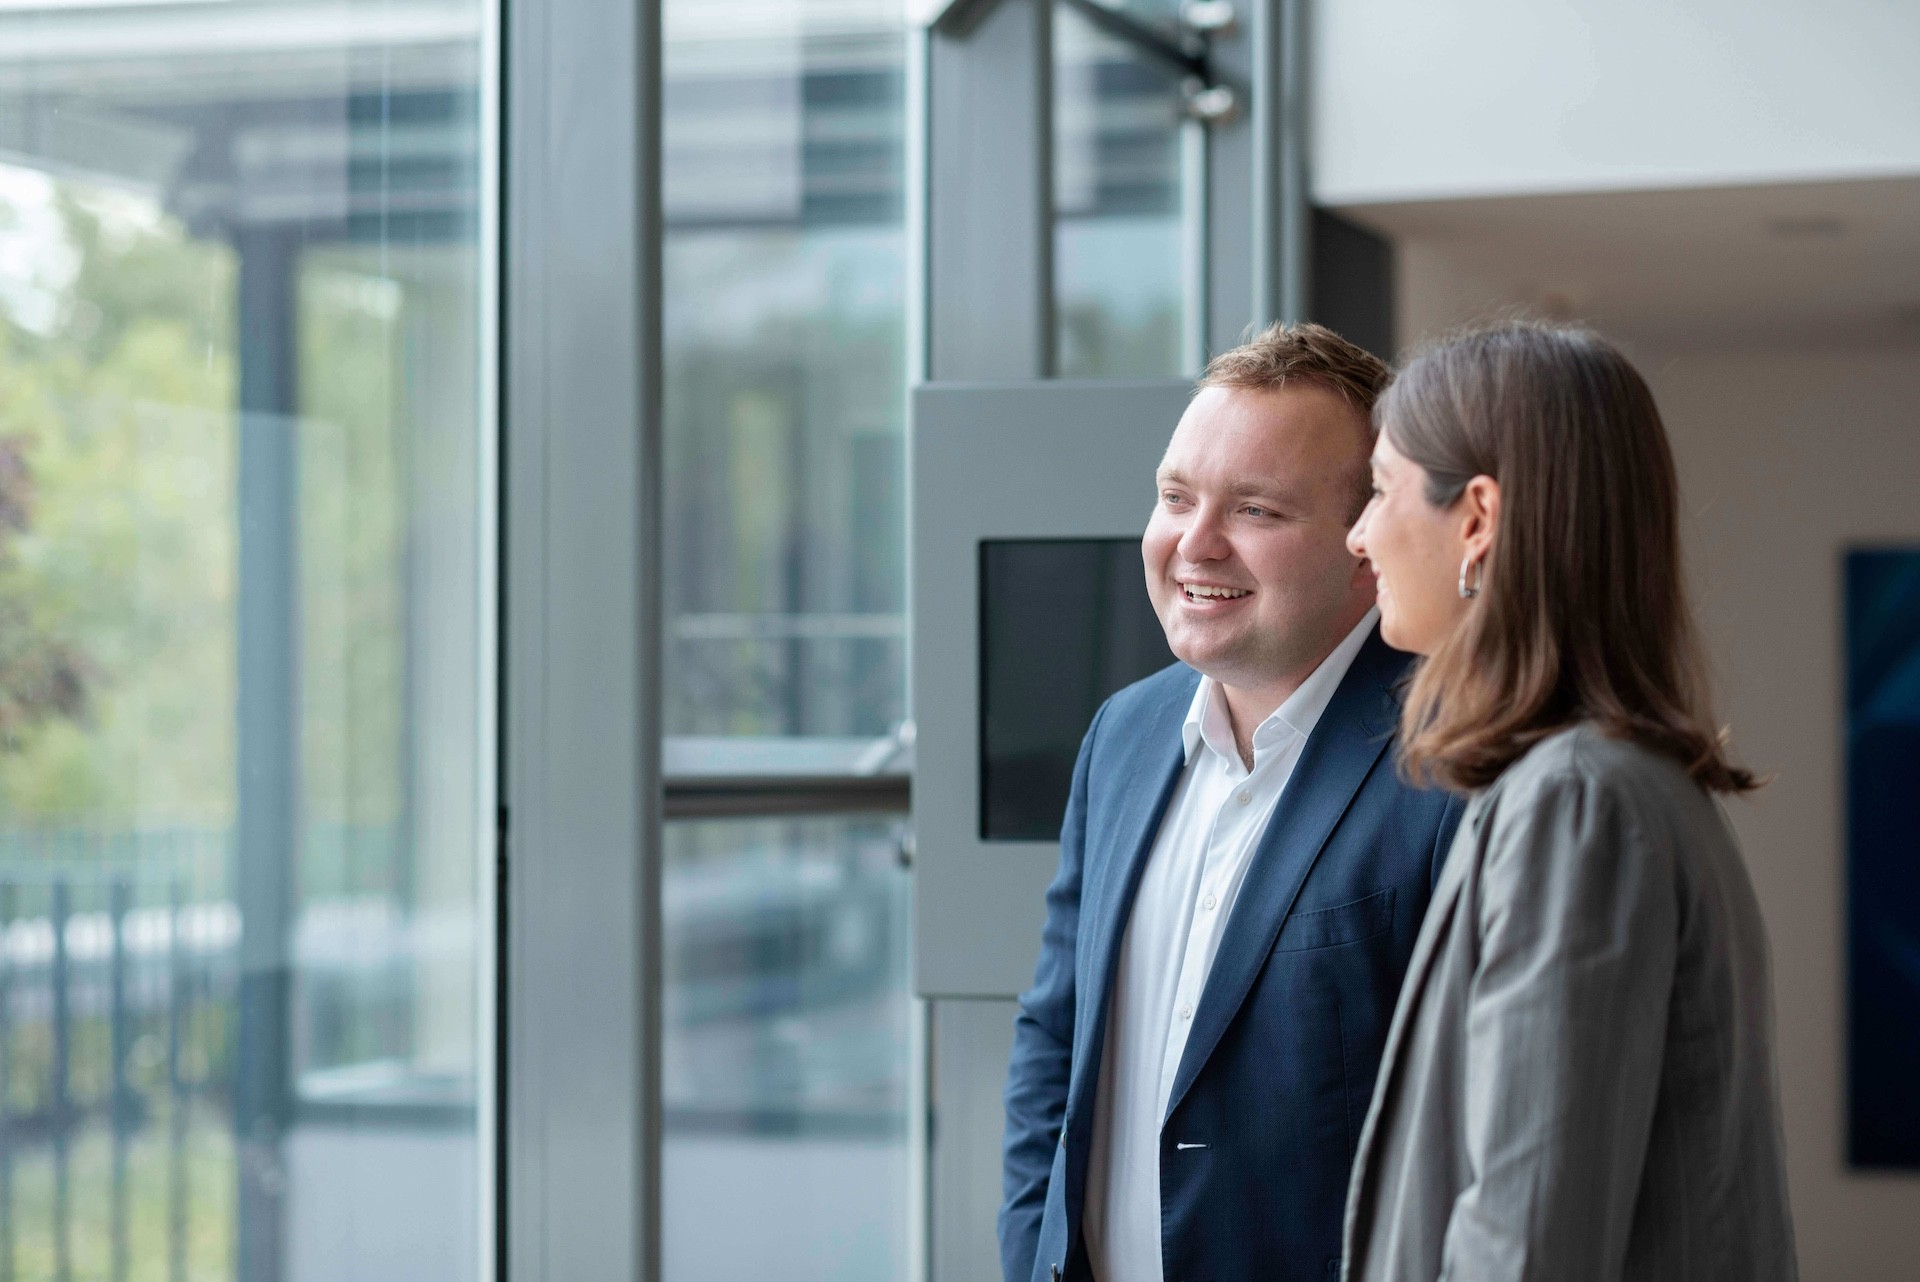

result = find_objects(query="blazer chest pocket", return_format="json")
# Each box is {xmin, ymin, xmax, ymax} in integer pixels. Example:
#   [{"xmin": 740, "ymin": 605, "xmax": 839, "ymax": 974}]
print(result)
[{"xmin": 1271, "ymin": 887, "xmax": 1394, "ymax": 952}]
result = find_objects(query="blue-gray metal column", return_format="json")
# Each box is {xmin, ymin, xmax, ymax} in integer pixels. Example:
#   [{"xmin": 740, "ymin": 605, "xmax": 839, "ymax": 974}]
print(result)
[
  {"xmin": 924, "ymin": 0, "xmax": 1054, "ymax": 380},
  {"xmin": 503, "ymin": 0, "xmax": 664, "ymax": 1275},
  {"xmin": 234, "ymin": 222, "xmax": 299, "ymax": 1282},
  {"xmin": 1195, "ymin": 0, "xmax": 1305, "ymax": 348}
]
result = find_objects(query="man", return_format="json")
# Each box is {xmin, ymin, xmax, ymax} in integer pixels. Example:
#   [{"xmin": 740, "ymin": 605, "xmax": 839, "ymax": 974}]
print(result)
[{"xmin": 1000, "ymin": 323, "xmax": 1465, "ymax": 1282}]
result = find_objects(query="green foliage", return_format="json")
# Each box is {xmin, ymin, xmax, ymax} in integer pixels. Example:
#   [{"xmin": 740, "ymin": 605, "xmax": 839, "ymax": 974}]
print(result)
[
  {"xmin": 296, "ymin": 256, "xmax": 406, "ymax": 837},
  {"xmin": 0, "ymin": 182, "xmax": 426, "ymax": 841},
  {"xmin": 0, "ymin": 180, "xmax": 236, "ymax": 828}
]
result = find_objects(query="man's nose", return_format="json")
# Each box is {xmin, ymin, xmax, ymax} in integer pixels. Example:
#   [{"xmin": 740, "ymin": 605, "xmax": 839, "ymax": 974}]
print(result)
[{"xmin": 1178, "ymin": 506, "xmax": 1230, "ymax": 562}]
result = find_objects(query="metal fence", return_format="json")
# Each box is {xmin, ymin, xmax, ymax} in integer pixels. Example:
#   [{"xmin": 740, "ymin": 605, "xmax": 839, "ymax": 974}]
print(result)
[
  {"xmin": 0, "ymin": 822, "xmax": 908, "ymax": 1278},
  {"xmin": 0, "ymin": 857, "xmax": 235, "ymax": 1282}
]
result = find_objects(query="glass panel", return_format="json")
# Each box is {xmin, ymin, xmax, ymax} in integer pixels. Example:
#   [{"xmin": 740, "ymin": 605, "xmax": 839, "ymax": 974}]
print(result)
[
  {"xmin": 0, "ymin": 3, "xmax": 493, "ymax": 1280},
  {"xmin": 663, "ymin": 3, "xmax": 908, "ymax": 765},
  {"xmin": 1054, "ymin": 0, "xmax": 1188, "ymax": 378},
  {"xmin": 661, "ymin": 5, "xmax": 912, "ymax": 1276},
  {"xmin": 663, "ymin": 815, "xmax": 911, "ymax": 1281}
]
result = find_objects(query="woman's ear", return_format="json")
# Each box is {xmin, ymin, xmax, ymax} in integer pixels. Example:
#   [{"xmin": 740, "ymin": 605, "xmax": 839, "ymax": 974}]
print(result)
[{"xmin": 1460, "ymin": 474, "xmax": 1501, "ymax": 562}]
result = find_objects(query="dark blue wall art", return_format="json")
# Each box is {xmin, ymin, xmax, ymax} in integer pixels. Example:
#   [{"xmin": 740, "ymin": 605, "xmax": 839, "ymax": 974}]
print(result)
[{"xmin": 1847, "ymin": 548, "xmax": 1920, "ymax": 1168}]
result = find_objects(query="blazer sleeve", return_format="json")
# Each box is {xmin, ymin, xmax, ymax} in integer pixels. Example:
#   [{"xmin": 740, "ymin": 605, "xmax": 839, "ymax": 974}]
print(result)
[
  {"xmin": 1440, "ymin": 765, "xmax": 1678, "ymax": 1282},
  {"xmin": 998, "ymin": 700, "xmax": 1107, "ymax": 1282}
]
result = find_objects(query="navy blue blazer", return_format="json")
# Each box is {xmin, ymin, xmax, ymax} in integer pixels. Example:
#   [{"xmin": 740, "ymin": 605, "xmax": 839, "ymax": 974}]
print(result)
[{"xmin": 999, "ymin": 630, "xmax": 1464, "ymax": 1282}]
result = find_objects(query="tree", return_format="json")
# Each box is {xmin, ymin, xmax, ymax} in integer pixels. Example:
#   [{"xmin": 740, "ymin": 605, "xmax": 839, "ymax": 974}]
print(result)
[{"xmin": 0, "ymin": 429, "xmax": 91, "ymax": 748}]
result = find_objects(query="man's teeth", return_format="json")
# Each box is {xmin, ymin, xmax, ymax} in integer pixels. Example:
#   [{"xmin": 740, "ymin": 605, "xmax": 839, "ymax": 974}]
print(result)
[{"xmin": 1184, "ymin": 584, "xmax": 1250, "ymax": 599}]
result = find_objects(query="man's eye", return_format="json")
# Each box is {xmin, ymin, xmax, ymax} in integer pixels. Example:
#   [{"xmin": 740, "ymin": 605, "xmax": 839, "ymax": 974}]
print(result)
[
  {"xmin": 1244, "ymin": 505, "xmax": 1272, "ymax": 518},
  {"xmin": 1161, "ymin": 492, "xmax": 1187, "ymax": 505}
]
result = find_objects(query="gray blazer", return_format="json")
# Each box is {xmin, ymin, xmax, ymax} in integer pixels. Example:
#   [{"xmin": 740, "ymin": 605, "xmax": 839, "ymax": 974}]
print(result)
[{"xmin": 1342, "ymin": 725, "xmax": 1796, "ymax": 1282}]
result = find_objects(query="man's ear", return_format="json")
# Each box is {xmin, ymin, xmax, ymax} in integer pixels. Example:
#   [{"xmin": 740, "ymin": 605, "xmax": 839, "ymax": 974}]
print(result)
[{"xmin": 1460, "ymin": 474, "xmax": 1501, "ymax": 562}]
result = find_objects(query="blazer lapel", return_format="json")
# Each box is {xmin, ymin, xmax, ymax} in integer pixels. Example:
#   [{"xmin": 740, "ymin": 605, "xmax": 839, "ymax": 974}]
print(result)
[
  {"xmin": 1069, "ymin": 669, "xmax": 1197, "ymax": 1101},
  {"xmin": 1162, "ymin": 630, "xmax": 1407, "ymax": 1122},
  {"xmin": 1344, "ymin": 795, "xmax": 1477, "ymax": 1245}
]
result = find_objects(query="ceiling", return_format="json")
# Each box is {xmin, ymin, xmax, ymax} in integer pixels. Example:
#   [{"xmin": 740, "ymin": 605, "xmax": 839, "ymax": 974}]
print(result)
[{"xmin": 1339, "ymin": 174, "xmax": 1920, "ymax": 352}]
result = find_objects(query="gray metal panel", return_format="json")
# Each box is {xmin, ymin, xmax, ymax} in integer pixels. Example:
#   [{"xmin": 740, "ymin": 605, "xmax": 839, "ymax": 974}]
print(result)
[
  {"xmin": 926, "ymin": 0, "xmax": 1053, "ymax": 380},
  {"xmin": 911, "ymin": 380, "xmax": 1193, "ymax": 998},
  {"xmin": 503, "ymin": 0, "xmax": 663, "ymax": 1278},
  {"xmin": 929, "ymin": 998, "xmax": 1020, "ymax": 1282}
]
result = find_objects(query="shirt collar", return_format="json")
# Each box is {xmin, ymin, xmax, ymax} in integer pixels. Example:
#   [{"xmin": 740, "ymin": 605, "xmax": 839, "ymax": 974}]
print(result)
[{"xmin": 1180, "ymin": 606, "xmax": 1380, "ymax": 768}]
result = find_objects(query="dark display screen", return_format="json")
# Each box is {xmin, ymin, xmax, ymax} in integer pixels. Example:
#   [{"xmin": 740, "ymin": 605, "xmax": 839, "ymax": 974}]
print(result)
[
  {"xmin": 1847, "ymin": 548, "xmax": 1920, "ymax": 1168},
  {"xmin": 980, "ymin": 538, "xmax": 1178, "ymax": 841}
]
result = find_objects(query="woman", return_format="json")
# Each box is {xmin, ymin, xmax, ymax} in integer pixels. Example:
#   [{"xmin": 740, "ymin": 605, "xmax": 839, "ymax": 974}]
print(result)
[{"xmin": 1338, "ymin": 323, "xmax": 1796, "ymax": 1281}]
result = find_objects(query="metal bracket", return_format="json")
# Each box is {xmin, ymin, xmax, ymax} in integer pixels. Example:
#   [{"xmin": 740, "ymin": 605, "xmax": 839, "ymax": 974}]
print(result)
[
  {"xmin": 1183, "ymin": 78, "xmax": 1239, "ymax": 124},
  {"xmin": 1181, "ymin": 0, "xmax": 1237, "ymax": 38}
]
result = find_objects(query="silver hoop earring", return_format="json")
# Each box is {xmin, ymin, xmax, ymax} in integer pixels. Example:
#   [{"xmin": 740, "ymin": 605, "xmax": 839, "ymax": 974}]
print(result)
[{"xmin": 1458, "ymin": 555, "xmax": 1482, "ymax": 600}]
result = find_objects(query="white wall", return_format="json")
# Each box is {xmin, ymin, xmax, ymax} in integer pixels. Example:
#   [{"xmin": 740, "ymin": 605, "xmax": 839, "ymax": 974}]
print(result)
[
  {"xmin": 1313, "ymin": 0, "xmax": 1920, "ymax": 205},
  {"xmin": 1649, "ymin": 346, "xmax": 1920, "ymax": 1282}
]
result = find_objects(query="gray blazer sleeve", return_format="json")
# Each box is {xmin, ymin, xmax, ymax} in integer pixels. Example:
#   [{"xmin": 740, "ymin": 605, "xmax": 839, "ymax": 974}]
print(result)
[{"xmin": 1443, "ymin": 768, "xmax": 1678, "ymax": 1280}]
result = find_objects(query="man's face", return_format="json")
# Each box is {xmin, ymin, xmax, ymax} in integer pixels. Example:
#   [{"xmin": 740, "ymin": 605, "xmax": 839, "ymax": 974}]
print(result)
[{"xmin": 1142, "ymin": 384, "xmax": 1377, "ymax": 700}]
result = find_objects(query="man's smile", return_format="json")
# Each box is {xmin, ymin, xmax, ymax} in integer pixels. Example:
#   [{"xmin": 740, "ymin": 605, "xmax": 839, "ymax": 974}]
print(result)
[{"xmin": 1180, "ymin": 580, "xmax": 1252, "ymax": 603}]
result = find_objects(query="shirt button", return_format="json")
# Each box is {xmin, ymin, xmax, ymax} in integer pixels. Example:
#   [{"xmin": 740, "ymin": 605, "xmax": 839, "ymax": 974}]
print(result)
[
  {"xmin": 1237, "ymin": 791, "xmax": 1252, "ymax": 806},
  {"xmin": 1203, "ymin": 894, "xmax": 1217, "ymax": 911},
  {"xmin": 1179, "ymin": 1004, "xmax": 1193, "ymax": 1020}
]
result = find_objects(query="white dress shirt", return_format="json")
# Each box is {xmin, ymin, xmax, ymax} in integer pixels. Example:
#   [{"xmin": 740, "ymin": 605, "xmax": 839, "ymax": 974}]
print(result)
[{"xmin": 1081, "ymin": 608, "xmax": 1378, "ymax": 1282}]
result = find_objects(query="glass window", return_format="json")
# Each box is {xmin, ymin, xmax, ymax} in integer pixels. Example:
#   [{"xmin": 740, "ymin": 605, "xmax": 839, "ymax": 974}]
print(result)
[
  {"xmin": 661, "ymin": 4, "xmax": 912, "ymax": 1278},
  {"xmin": 663, "ymin": 2, "xmax": 908, "ymax": 762},
  {"xmin": 662, "ymin": 815, "xmax": 910, "ymax": 1281},
  {"xmin": 0, "ymin": 3, "xmax": 493, "ymax": 1279},
  {"xmin": 1053, "ymin": 0, "xmax": 1189, "ymax": 378}
]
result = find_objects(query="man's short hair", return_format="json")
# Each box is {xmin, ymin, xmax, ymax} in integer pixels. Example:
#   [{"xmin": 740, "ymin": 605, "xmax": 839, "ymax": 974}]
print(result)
[{"xmin": 1197, "ymin": 322, "xmax": 1390, "ymax": 521}]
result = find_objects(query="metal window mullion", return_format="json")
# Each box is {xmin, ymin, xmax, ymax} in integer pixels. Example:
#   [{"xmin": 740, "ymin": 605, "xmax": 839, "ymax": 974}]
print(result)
[
  {"xmin": 1251, "ymin": 0, "xmax": 1307, "ymax": 327},
  {"xmin": 926, "ymin": 0, "xmax": 1055, "ymax": 381},
  {"xmin": 1179, "ymin": 115, "xmax": 1211, "ymax": 372},
  {"xmin": 503, "ymin": 0, "xmax": 663, "ymax": 1279},
  {"xmin": 1193, "ymin": 0, "xmax": 1304, "ymax": 349}
]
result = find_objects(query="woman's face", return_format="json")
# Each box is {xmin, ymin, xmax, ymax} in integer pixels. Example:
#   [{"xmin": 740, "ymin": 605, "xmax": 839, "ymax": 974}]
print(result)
[{"xmin": 1346, "ymin": 432, "xmax": 1476, "ymax": 655}]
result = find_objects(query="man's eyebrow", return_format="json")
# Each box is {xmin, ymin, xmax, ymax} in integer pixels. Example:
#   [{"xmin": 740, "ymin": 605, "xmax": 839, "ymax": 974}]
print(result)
[
  {"xmin": 1230, "ymin": 481, "xmax": 1308, "ymax": 505},
  {"xmin": 1154, "ymin": 469, "xmax": 1309, "ymax": 504}
]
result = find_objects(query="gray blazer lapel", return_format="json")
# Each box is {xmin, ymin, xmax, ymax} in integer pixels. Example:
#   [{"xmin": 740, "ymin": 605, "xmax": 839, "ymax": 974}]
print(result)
[
  {"xmin": 1343, "ymin": 810, "xmax": 1473, "ymax": 1241},
  {"xmin": 1162, "ymin": 631, "xmax": 1407, "ymax": 1122}
]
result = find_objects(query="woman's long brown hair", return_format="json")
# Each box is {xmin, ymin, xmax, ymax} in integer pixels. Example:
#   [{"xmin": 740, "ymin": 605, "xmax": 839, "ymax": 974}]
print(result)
[{"xmin": 1381, "ymin": 323, "xmax": 1758, "ymax": 795}]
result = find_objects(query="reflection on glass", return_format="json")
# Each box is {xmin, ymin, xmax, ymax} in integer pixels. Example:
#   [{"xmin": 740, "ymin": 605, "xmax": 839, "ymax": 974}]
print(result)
[
  {"xmin": 1054, "ymin": 0, "xmax": 1187, "ymax": 378},
  {"xmin": 663, "ymin": 816, "xmax": 910, "ymax": 1281},
  {"xmin": 661, "ymin": 4, "xmax": 912, "ymax": 1277},
  {"xmin": 664, "ymin": 3, "xmax": 908, "ymax": 747},
  {"xmin": 0, "ymin": 3, "xmax": 491, "ymax": 1280}
]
